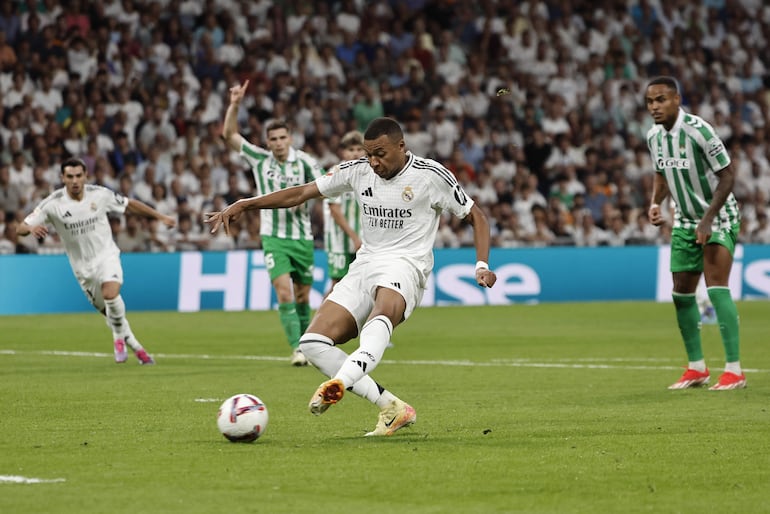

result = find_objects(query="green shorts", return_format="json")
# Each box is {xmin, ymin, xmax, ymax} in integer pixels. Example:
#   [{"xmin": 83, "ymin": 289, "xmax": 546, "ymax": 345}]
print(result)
[
  {"xmin": 670, "ymin": 225, "xmax": 738, "ymax": 273},
  {"xmin": 327, "ymin": 251, "xmax": 356, "ymax": 280},
  {"xmin": 261, "ymin": 236, "xmax": 314, "ymax": 284}
]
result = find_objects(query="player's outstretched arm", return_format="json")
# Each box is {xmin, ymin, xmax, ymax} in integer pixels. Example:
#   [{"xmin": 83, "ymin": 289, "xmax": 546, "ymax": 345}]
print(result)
[
  {"xmin": 126, "ymin": 199, "xmax": 177, "ymax": 228},
  {"xmin": 206, "ymin": 182, "xmax": 323, "ymax": 235},
  {"xmin": 465, "ymin": 204, "xmax": 497, "ymax": 288}
]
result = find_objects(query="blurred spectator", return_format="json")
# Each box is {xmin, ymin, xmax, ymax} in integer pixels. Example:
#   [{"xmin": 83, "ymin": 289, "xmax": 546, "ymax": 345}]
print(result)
[
  {"xmin": 403, "ymin": 114, "xmax": 433, "ymax": 158},
  {"xmin": 428, "ymin": 105, "xmax": 459, "ymax": 162},
  {"xmin": 0, "ymin": 111, "xmax": 25, "ymax": 149},
  {"xmin": 107, "ymin": 131, "xmax": 142, "ymax": 173},
  {"xmin": 604, "ymin": 210, "xmax": 632, "ymax": 247},
  {"xmin": 750, "ymin": 211, "xmax": 770, "ymax": 244},
  {"xmin": 574, "ymin": 211, "xmax": 608, "ymax": 247},
  {"xmin": 0, "ymin": 219, "xmax": 17, "ymax": 254},
  {"xmin": 170, "ymin": 212, "xmax": 208, "ymax": 252},
  {"xmin": 0, "ymin": 29, "xmax": 17, "ymax": 71},
  {"xmin": 351, "ymin": 82, "xmax": 383, "ymax": 133},
  {"xmin": 523, "ymin": 128, "xmax": 552, "ymax": 187},
  {"xmin": 115, "ymin": 212, "xmax": 149, "ymax": 253},
  {"xmin": 626, "ymin": 211, "xmax": 660, "ymax": 245},
  {"xmin": 8, "ymin": 151, "xmax": 33, "ymax": 199},
  {"xmin": 521, "ymin": 204, "xmax": 555, "ymax": 247},
  {"xmin": 446, "ymin": 148, "xmax": 476, "ymax": 183},
  {"xmin": 0, "ymin": 163, "xmax": 24, "ymax": 214}
]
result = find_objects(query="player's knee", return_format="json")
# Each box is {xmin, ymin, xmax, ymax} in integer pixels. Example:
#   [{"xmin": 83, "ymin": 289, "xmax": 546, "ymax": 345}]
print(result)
[
  {"xmin": 306, "ymin": 304, "xmax": 359, "ymax": 342},
  {"xmin": 101, "ymin": 282, "xmax": 121, "ymax": 300},
  {"xmin": 294, "ymin": 283, "xmax": 312, "ymax": 304},
  {"xmin": 299, "ymin": 334, "xmax": 334, "ymax": 361}
]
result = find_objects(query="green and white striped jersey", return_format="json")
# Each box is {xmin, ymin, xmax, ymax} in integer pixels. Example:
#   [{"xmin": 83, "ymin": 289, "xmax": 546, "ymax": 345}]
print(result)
[
  {"xmin": 646, "ymin": 108, "xmax": 741, "ymax": 230},
  {"xmin": 240, "ymin": 141, "xmax": 325, "ymax": 240},
  {"xmin": 323, "ymin": 160, "xmax": 363, "ymax": 254}
]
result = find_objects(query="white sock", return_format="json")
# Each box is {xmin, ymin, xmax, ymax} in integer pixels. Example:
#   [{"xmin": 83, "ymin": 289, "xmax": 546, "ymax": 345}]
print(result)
[
  {"xmin": 345, "ymin": 376, "xmax": 397, "ymax": 408},
  {"xmin": 335, "ymin": 315, "xmax": 392, "ymax": 388},
  {"xmin": 104, "ymin": 296, "xmax": 128, "ymax": 339},
  {"xmin": 104, "ymin": 296, "xmax": 142, "ymax": 351},
  {"xmin": 725, "ymin": 361, "xmax": 742, "ymax": 375},
  {"xmin": 300, "ymin": 332, "xmax": 395, "ymax": 406},
  {"xmin": 688, "ymin": 359, "xmax": 707, "ymax": 372},
  {"xmin": 122, "ymin": 321, "xmax": 142, "ymax": 351}
]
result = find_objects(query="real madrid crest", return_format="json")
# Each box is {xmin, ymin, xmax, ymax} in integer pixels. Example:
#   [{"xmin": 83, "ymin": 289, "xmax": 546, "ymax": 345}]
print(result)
[
  {"xmin": 90, "ymin": 202, "xmax": 97, "ymax": 211},
  {"xmin": 401, "ymin": 186, "xmax": 414, "ymax": 202}
]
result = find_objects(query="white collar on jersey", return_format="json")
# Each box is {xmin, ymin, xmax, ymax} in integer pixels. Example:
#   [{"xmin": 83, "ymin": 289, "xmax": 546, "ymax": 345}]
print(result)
[{"xmin": 389, "ymin": 152, "xmax": 415, "ymax": 179}]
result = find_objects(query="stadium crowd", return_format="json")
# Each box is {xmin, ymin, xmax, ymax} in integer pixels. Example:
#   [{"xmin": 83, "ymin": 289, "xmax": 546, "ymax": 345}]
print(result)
[{"xmin": 1, "ymin": 0, "xmax": 770, "ymax": 256}]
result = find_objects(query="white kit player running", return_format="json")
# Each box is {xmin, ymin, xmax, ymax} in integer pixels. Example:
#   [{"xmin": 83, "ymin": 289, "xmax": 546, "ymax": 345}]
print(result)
[
  {"xmin": 206, "ymin": 116, "xmax": 497, "ymax": 436},
  {"xmin": 18, "ymin": 158, "xmax": 176, "ymax": 364}
]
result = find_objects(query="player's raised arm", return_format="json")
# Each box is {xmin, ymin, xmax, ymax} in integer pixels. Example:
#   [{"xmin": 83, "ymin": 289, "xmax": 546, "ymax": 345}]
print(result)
[
  {"xmin": 206, "ymin": 182, "xmax": 323, "ymax": 235},
  {"xmin": 465, "ymin": 203, "xmax": 497, "ymax": 288},
  {"xmin": 221, "ymin": 80, "xmax": 249, "ymax": 152}
]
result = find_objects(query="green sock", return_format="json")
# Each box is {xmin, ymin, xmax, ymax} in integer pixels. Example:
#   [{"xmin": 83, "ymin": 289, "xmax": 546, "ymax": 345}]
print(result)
[
  {"xmin": 296, "ymin": 302, "xmax": 311, "ymax": 334},
  {"xmin": 707, "ymin": 287, "xmax": 740, "ymax": 362},
  {"xmin": 672, "ymin": 293, "xmax": 703, "ymax": 362},
  {"xmin": 278, "ymin": 303, "xmax": 301, "ymax": 350}
]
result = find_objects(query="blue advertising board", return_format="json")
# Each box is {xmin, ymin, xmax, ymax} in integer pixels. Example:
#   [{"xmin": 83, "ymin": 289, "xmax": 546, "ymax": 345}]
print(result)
[{"xmin": 1, "ymin": 246, "xmax": 769, "ymax": 315}]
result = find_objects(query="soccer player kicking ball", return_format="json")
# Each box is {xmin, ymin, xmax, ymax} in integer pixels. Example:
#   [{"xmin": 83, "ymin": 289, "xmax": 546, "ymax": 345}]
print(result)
[
  {"xmin": 18, "ymin": 158, "xmax": 176, "ymax": 365},
  {"xmin": 207, "ymin": 112, "xmax": 497, "ymax": 436},
  {"xmin": 645, "ymin": 76, "xmax": 745, "ymax": 390}
]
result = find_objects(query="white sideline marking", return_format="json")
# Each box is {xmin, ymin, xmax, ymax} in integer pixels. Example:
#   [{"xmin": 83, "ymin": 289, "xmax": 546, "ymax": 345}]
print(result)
[
  {"xmin": 0, "ymin": 349, "xmax": 767, "ymax": 373},
  {"xmin": 0, "ymin": 475, "xmax": 65, "ymax": 484}
]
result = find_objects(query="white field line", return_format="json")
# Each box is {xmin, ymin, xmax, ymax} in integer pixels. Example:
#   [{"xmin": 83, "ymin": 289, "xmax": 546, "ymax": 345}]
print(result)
[
  {"xmin": 0, "ymin": 475, "xmax": 65, "ymax": 484},
  {"xmin": 1, "ymin": 349, "xmax": 768, "ymax": 373}
]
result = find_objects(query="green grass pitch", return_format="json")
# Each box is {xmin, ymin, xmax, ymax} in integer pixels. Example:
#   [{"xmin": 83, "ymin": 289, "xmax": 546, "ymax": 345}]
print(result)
[{"xmin": 1, "ymin": 301, "xmax": 769, "ymax": 514}]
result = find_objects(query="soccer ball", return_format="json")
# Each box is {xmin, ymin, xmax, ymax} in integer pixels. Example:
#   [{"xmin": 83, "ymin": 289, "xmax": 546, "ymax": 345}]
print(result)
[{"xmin": 216, "ymin": 394, "xmax": 269, "ymax": 443}]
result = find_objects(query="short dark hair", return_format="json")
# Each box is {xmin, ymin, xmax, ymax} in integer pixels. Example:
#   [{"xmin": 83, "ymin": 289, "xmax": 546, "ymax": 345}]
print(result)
[
  {"xmin": 265, "ymin": 119, "xmax": 290, "ymax": 134},
  {"xmin": 60, "ymin": 157, "xmax": 87, "ymax": 174},
  {"xmin": 647, "ymin": 76, "xmax": 680, "ymax": 94},
  {"xmin": 364, "ymin": 117, "xmax": 403, "ymax": 141}
]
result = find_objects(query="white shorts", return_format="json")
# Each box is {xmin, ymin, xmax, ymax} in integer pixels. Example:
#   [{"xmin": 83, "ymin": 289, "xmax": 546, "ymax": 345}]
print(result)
[
  {"xmin": 326, "ymin": 256, "xmax": 425, "ymax": 331},
  {"xmin": 72, "ymin": 254, "xmax": 124, "ymax": 311}
]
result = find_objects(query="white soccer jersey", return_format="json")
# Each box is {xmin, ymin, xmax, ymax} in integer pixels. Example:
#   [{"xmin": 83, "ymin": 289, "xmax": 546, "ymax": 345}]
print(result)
[
  {"xmin": 316, "ymin": 152, "xmax": 474, "ymax": 285},
  {"xmin": 24, "ymin": 185, "xmax": 128, "ymax": 269},
  {"xmin": 646, "ymin": 108, "xmax": 740, "ymax": 230},
  {"xmin": 240, "ymin": 141, "xmax": 325, "ymax": 241}
]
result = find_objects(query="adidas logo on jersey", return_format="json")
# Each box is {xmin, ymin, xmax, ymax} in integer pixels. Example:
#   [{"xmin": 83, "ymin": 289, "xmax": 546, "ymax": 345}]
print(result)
[
  {"xmin": 63, "ymin": 211, "xmax": 72, "ymax": 217},
  {"xmin": 391, "ymin": 282, "xmax": 401, "ymax": 289},
  {"xmin": 361, "ymin": 187, "xmax": 373, "ymax": 197}
]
